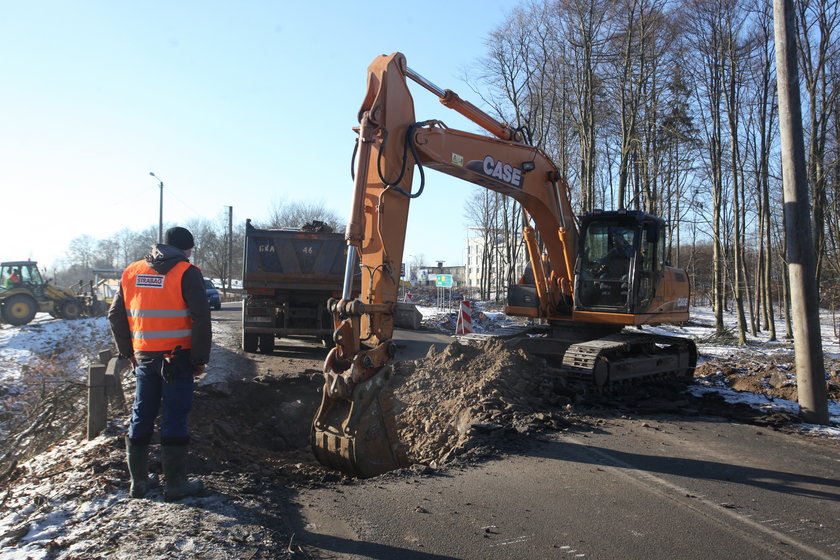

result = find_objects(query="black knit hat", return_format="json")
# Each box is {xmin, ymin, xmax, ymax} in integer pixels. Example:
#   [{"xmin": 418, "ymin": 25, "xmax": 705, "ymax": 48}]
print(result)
[{"xmin": 164, "ymin": 226, "xmax": 195, "ymax": 251}]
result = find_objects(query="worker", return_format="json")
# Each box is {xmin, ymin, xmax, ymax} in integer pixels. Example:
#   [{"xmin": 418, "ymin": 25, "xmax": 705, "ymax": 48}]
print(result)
[
  {"xmin": 593, "ymin": 231, "xmax": 633, "ymax": 305},
  {"xmin": 601, "ymin": 231, "xmax": 633, "ymax": 278},
  {"xmin": 8, "ymin": 268, "xmax": 21, "ymax": 288},
  {"xmin": 108, "ymin": 226, "xmax": 211, "ymax": 500}
]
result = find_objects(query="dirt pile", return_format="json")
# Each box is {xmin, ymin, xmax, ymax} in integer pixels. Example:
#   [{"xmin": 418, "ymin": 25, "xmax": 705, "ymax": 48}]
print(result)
[
  {"xmin": 189, "ymin": 339, "xmax": 577, "ymax": 478},
  {"xmin": 694, "ymin": 360, "xmax": 840, "ymax": 402},
  {"xmin": 185, "ymin": 343, "xmax": 840, "ymax": 482},
  {"xmin": 391, "ymin": 339, "xmax": 572, "ymax": 467}
]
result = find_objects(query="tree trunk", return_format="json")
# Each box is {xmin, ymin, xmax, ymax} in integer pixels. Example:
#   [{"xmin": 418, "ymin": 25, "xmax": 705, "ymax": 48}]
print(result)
[{"xmin": 774, "ymin": 0, "xmax": 829, "ymax": 423}]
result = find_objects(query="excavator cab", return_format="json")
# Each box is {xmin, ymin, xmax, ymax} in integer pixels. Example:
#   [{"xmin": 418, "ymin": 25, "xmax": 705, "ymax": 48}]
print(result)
[{"xmin": 575, "ymin": 211, "xmax": 665, "ymax": 314}]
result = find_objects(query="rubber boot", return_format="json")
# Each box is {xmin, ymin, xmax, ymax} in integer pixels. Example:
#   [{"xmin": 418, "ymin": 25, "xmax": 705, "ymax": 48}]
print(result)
[
  {"xmin": 125, "ymin": 436, "xmax": 150, "ymax": 499},
  {"xmin": 161, "ymin": 444, "xmax": 204, "ymax": 501}
]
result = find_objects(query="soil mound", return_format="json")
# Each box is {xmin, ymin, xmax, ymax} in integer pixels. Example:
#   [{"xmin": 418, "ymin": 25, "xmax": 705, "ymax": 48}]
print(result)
[{"xmin": 391, "ymin": 339, "xmax": 572, "ymax": 467}]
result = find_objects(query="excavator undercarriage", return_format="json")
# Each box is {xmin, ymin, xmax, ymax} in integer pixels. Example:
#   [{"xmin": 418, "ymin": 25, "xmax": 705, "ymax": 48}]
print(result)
[{"xmin": 511, "ymin": 327, "xmax": 697, "ymax": 388}]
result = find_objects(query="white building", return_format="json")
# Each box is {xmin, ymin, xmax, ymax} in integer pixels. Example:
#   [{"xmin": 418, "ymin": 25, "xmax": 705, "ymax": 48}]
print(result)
[{"xmin": 464, "ymin": 230, "xmax": 528, "ymax": 296}]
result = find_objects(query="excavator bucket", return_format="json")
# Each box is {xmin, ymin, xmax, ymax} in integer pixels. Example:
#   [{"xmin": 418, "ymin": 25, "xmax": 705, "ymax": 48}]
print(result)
[{"xmin": 312, "ymin": 364, "xmax": 410, "ymax": 478}]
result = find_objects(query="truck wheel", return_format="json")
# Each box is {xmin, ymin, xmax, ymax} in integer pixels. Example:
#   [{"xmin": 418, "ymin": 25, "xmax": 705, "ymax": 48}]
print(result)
[
  {"xmin": 258, "ymin": 334, "xmax": 275, "ymax": 354},
  {"xmin": 2, "ymin": 294, "xmax": 38, "ymax": 326},
  {"xmin": 243, "ymin": 332, "xmax": 258, "ymax": 353}
]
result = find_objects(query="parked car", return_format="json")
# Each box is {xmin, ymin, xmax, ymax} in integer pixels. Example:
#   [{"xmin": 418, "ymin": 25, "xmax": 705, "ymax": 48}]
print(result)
[{"xmin": 204, "ymin": 279, "xmax": 222, "ymax": 310}]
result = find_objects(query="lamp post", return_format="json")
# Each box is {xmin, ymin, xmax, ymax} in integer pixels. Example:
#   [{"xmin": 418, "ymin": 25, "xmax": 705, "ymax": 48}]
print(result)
[
  {"xmin": 149, "ymin": 172, "xmax": 163, "ymax": 243},
  {"xmin": 227, "ymin": 206, "xmax": 233, "ymax": 292}
]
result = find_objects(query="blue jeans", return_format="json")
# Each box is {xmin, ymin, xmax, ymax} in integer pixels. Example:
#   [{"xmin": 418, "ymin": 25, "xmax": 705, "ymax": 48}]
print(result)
[{"xmin": 128, "ymin": 349, "xmax": 194, "ymax": 444}]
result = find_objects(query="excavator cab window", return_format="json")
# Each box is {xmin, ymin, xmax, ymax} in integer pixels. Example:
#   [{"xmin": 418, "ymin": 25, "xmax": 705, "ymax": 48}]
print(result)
[
  {"xmin": 578, "ymin": 221, "xmax": 638, "ymax": 311},
  {"xmin": 637, "ymin": 222, "xmax": 659, "ymax": 308}
]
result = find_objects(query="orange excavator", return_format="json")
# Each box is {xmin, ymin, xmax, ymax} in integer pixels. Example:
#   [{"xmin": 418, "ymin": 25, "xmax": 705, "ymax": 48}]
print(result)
[{"xmin": 312, "ymin": 52, "xmax": 697, "ymax": 477}]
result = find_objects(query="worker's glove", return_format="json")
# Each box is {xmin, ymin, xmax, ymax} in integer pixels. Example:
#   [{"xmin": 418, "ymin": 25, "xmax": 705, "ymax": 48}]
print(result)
[{"xmin": 192, "ymin": 364, "xmax": 206, "ymax": 378}]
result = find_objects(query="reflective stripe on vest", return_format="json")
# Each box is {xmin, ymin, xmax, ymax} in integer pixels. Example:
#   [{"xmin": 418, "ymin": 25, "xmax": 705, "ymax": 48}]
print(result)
[{"xmin": 121, "ymin": 260, "xmax": 193, "ymax": 352}]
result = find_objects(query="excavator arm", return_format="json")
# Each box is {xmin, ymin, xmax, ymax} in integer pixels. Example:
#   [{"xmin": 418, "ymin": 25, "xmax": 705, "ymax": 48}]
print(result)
[{"xmin": 311, "ymin": 52, "xmax": 579, "ymax": 477}]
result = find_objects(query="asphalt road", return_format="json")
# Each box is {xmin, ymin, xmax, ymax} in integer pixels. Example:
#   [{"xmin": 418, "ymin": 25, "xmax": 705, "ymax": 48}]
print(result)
[
  {"xmin": 292, "ymin": 418, "xmax": 840, "ymax": 560},
  {"xmin": 215, "ymin": 302, "xmax": 840, "ymax": 559}
]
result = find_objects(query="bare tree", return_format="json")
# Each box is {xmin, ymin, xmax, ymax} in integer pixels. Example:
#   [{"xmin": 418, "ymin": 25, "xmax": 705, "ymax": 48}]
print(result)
[
  {"xmin": 66, "ymin": 235, "xmax": 96, "ymax": 271},
  {"xmin": 683, "ymin": 0, "xmax": 731, "ymax": 334},
  {"xmin": 557, "ymin": 0, "xmax": 614, "ymax": 212},
  {"xmin": 112, "ymin": 228, "xmax": 137, "ymax": 269},
  {"xmin": 659, "ymin": 63, "xmax": 701, "ymax": 267},
  {"xmin": 796, "ymin": 0, "xmax": 840, "ymax": 284},
  {"xmin": 746, "ymin": 0, "xmax": 778, "ymax": 340},
  {"xmin": 608, "ymin": 0, "xmax": 646, "ymax": 208},
  {"xmin": 464, "ymin": 189, "xmax": 498, "ymax": 299},
  {"xmin": 187, "ymin": 214, "xmax": 245, "ymax": 287},
  {"xmin": 94, "ymin": 238, "xmax": 120, "ymax": 269},
  {"xmin": 264, "ymin": 198, "xmax": 343, "ymax": 231},
  {"xmin": 722, "ymin": 0, "xmax": 750, "ymax": 344}
]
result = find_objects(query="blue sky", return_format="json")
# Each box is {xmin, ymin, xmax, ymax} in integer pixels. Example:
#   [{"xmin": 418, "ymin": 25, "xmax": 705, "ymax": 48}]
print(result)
[{"xmin": 0, "ymin": 0, "xmax": 517, "ymax": 269}]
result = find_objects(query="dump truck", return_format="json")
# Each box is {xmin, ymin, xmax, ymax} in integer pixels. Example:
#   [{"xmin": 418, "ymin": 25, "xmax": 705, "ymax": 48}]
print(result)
[{"xmin": 241, "ymin": 219, "xmax": 351, "ymax": 353}]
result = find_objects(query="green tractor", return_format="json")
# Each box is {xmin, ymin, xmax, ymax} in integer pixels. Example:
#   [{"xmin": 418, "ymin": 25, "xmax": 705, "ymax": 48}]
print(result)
[{"xmin": 0, "ymin": 261, "xmax": 103, "ymax": 326}]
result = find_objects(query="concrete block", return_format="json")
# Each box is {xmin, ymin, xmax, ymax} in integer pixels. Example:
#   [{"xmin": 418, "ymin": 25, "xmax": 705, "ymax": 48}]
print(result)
[{"xmin": 394, "ymin": 302, "xmax": 422, "ymax": 330}]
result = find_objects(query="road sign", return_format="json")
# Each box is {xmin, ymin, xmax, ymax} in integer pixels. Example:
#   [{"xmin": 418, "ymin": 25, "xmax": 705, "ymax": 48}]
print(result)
[
  {"xmin": 435, "ymin": 274, "xmax": 453, "ymax": 288},
  {"xmin": 401, "ymin": 262, "xmax": 406, "ymax": 277}
]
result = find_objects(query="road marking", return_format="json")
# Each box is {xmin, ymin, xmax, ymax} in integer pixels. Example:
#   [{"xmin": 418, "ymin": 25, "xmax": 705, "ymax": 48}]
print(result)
[
  {"xmin": 489, "ymin": 535, "xmax": 532, "ymax": 547},
  {"xmin": 554, "ymin": 545, "xmax": 584, "ymax": 555},
  {"xmin": 558, "ymin": 434, "xmax": 837, "ymax": 560}
]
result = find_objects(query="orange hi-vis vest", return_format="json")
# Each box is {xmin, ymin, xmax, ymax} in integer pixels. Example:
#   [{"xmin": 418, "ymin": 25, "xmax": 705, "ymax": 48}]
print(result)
[{"xmin": 122, "ymin": 260, "xmax": 193, "ymax": 352}]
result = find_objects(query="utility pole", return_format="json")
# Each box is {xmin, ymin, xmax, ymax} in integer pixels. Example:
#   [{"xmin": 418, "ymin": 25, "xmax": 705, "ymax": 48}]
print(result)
[
  {"xmin": 149, "ymin": 172, "xmax": 164, "ymax": 244},
  {"xmin": 773, "ymin": 0, "xmax": 829, "ymax": 424},
  {"xmin": 227, "ymin": 206, "xmax": 233, "ymax": 292}
]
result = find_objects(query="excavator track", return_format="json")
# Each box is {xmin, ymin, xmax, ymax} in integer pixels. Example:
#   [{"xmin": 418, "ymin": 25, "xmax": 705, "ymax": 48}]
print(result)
[
  {"xmin": 506, "ymin": 329, "xmax": 696, "ymax": 388},
  {"xmin": 560, "ymin": 332, "xmax": 697, "ymax": 387}
]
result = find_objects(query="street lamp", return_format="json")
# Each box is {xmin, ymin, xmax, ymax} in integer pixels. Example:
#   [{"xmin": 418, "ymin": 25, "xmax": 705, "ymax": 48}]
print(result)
[{"xmin": 149, "ymin": 172, "xmax": 163, "ymax": 243}]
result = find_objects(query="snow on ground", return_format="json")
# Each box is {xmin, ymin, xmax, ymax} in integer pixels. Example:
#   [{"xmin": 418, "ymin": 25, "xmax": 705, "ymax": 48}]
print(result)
[
  {"xmin": 645, "ymin": 307, "xmax": 840, "ymax": 359},
  {"xmin": 0, "ymin": 315, "xmax": 112, "ymax": 383},
  {"xmin": 1, "ymin": 303, "xmax": 838, "ymax": 438},
  {"xmin": 687, "ymin": 384, "xmax": 840, "ymax": 437},
  {"xmin": 631, "ymin": 306, "xmax": 840, "ymax": 434},
  {"xmin": 0, "ymin": 434, "xmax": 124, "ymax": 560}
]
